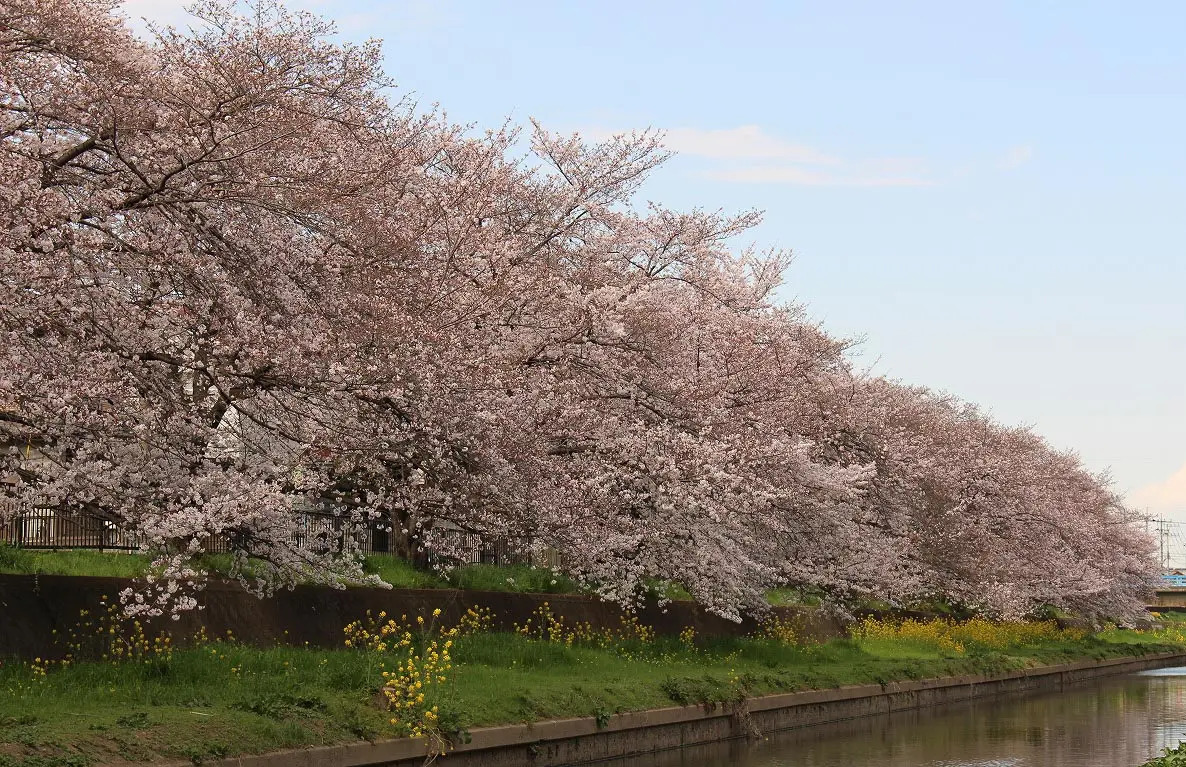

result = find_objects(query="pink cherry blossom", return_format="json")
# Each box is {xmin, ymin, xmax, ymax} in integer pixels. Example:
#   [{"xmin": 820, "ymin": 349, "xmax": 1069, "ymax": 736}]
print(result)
[{"xmin": 0, "ymin": 0, "xmax": 1156, "ymax": 621}]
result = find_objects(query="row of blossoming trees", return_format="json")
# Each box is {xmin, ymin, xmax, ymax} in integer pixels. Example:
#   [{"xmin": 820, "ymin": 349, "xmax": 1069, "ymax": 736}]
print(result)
[{"xmin": 0, "ymin": 0, "xmax": 1156, "ymax": 621}]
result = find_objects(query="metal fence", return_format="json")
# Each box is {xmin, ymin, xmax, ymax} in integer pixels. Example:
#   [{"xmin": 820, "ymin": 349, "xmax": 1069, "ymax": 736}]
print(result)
[
  {"xmin": 0, "ymin": 507, "xmax": 144, "ymax": 550},
  {"xmin": 0, "ymin": 504, "xmax": 544, "ymax": 567}
]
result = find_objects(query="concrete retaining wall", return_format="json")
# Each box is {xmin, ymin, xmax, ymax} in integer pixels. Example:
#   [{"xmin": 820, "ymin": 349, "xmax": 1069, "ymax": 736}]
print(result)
[
  {"xmin": 157, "ymin": 651, "xmax": 1186, "ymax": 767},
  {"xmin": 0, "ymin": 573, "xmax": 845, "ymax": 660},
  {"xmin": 1153, "ymin": 589, "xmax": 1186, "ymax": 608}
]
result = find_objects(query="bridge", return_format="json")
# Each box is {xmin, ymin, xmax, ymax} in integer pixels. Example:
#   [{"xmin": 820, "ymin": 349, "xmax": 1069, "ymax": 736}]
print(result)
[{"xmin": 1149, "ymin": 519, "xmax": 1186, "ymax": 609}]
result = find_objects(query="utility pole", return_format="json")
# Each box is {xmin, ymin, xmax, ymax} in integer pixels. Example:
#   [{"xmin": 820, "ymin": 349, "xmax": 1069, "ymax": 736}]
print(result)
[
  {"xmin": 1148, "ymin": 514, "xmax": 1169, "ymax": 571},
  {"xmin": 1156, "ymin": 517, "xmax": 1173, "ymax": 571}
]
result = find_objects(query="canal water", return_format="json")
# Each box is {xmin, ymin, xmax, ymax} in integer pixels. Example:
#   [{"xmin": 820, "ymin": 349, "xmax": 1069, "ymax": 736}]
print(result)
[{"xmin": 602, "ymin": 667, "xmax": 1186, "ymax": 767}]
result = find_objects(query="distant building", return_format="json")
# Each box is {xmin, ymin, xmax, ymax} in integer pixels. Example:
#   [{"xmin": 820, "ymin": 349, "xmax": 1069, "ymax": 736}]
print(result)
[{"xmin": 1162, "ymin": 570, "xmax": 1186, "ymax": 588}]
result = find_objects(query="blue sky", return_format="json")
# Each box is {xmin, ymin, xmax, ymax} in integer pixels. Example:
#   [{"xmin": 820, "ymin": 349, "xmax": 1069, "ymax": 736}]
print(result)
[{"xmin": 127, "ymin": 1, "xmax": 1186, "ymax": 518}]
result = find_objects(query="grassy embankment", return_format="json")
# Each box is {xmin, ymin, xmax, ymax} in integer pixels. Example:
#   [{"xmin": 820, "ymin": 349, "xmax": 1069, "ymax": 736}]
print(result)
[
  {"xmin": 2, "ymin": 598, "xmax": 1185, "ymax": 767},
  {"xmin": 0, "ymin": 545, "xmax": 584, "ymax": 595},
  {"xmin": 0, "ymin": 546, "xmax": 824, "ymax": 605}
]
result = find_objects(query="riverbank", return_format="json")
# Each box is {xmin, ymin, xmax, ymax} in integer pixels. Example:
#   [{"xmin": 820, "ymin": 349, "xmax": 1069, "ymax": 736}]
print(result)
[
  {"xmin": 3, "ymin": 609, "xmax": 1185, "ymax": 767},
  {"xmin": 159, "ymin": 652, "xmax": 1186, "ymax": 767}
]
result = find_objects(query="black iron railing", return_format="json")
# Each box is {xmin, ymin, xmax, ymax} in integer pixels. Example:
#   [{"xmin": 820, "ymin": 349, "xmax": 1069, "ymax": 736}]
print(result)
[
  {"xmin": 0, "ymin": 503, "xmax": 144, "ymax": 550},
  {"xmin": 0, "ymin": 504, "xmax": 548, "ymax": 567}
]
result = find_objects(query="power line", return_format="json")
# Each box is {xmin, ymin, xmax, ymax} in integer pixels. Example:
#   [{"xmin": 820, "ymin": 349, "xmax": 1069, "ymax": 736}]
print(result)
[{"xmin": 1149, "ymin": 518, "xmax": 1186, "ymax": 570}]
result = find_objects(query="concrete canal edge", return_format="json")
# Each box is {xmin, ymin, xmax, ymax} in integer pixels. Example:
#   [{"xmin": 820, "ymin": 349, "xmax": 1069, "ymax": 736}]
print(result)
[{"xmin": 166, "ymin": 651, "xmax": 1186, "ymax": 767}]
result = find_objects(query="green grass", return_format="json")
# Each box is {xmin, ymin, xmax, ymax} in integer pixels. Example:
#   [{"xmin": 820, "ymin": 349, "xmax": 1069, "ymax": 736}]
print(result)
[
  {"xmin": 0, "ymin": 546, "xmax": 151, "ymax": 578},
  {"xmin": 360, "ymin": 556, "xmax": 449, "ymax": 589},
  {"xmin": 1151, "ymin": 610, "xmax": 1186, "ymax": 623},
  {"xmin": 442, "ymin": 563, "xmax": 581, "ymax": 594},
  {"xmin": 2, "ymin": 612, "xmax": 1184, "ymax": 767},
  {"xmin": 0, "ymin": 548, "xmax": 692, "ymax": 602},
  {"xmin": 0, "ymin": 547, "xmax": 722, "ymax": 604},
  {"xmin": 0, "ymin": 644, "xmax": 391, "ymax": 766},
  {"xmin": 766, "ymin": 587, "xmax": 822, "ymax": 607},
  {"xmin": 0, "ymin": 546, "xmax": 583, "ymax": 595}
]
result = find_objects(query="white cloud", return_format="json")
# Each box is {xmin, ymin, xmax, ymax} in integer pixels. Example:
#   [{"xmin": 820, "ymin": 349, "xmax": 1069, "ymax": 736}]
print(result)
[
  {"xmin": 1134, "ymin": 460, "xmax": 1186, "ymax": 514},
  {"xmin": 1000, "ymin": 144, "xmax": 1034, "ymax": 170},
  {"xmin": 660, "ymin": 125, "xmax": 838, "ymax": 164},
  {"xmin": 705, "ymin": 165, "xmax": 933, "ymax": 187},
  {"xmin": 588, "ymin": 124, "xmax": 934, "ymax": 188}
]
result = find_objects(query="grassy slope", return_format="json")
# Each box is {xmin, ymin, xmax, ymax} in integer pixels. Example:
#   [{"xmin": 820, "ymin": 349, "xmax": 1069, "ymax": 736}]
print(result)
[
  {"xmin": 0, "ymin": 547, "xmax": 152, "ymax": 579},
  {"xmin": 1, "ymin": 627, "xmax": 1181, "ymax": 767},
  {"xmin": 0, "ymin": 548, "xmax": 930, "ymax": 608},
  {"xmin": 0, "ymin": 547, "xmax": 582, "ymax": 595}
]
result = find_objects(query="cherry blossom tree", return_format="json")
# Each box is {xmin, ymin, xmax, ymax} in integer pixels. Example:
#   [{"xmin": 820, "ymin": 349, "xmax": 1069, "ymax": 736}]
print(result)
[
  {"xmin": 0, "ymin": 0, "xmax": 1156, "ymax": 620},
  {"xmin": 809, "ymin": 377, "xmax": 1157, "ymax": 620}
]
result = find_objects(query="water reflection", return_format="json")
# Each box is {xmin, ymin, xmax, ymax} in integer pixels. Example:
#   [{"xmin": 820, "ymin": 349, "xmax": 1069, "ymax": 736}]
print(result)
[{"xmin": 604, "ymin": 669, "xmax": 1186, "ymax": 767}]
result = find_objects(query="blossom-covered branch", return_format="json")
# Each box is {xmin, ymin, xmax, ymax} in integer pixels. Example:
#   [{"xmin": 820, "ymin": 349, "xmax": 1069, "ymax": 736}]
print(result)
[{"xmin": 0, "ymin": 0, "xmax": 1156, "ymax": 621}]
